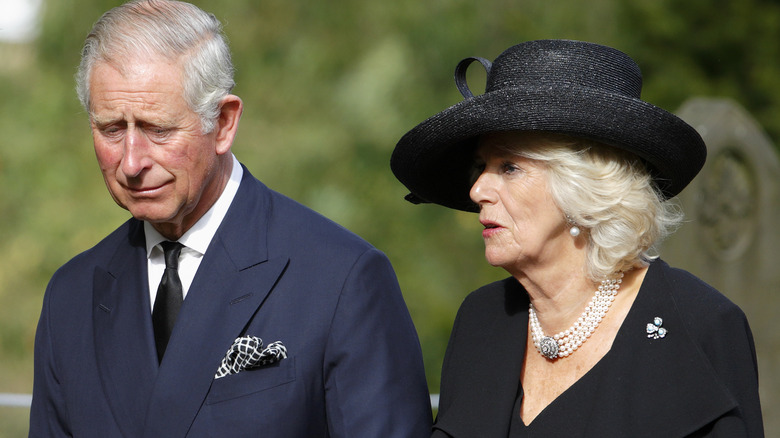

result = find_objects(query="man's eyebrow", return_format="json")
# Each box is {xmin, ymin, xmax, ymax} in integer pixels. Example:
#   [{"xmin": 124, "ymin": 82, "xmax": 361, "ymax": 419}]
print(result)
[
  {"xmin": 90, "ymin": 114, "xmax": 177, "ymax": 128},
  {"xmin": 90, "ymin": 114, "xmax": 123, "ymax": 126}
]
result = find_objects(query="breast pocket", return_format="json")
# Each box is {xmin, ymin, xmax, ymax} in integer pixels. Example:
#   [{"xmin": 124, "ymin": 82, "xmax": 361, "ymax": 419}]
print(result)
[{"xmin": 206, "ymin": 356, "xmax": 296, "ymax": 405}]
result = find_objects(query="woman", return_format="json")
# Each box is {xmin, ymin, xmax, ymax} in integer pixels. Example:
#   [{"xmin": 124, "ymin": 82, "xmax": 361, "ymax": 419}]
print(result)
[{"xmin": 391, "ymin": 40, "xmax": 764, "ymax": 437}]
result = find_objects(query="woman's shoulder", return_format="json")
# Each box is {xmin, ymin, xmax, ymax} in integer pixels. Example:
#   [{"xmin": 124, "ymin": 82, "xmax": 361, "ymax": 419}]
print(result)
[
  {"xmin": 649, "ymin": 259, "xmax": 755, "ymax": 359},
  {"xmin": 455, "ymin": 277, "xmax": 529, "ymax": 321},
  {"xmin": 651, "ymin": 260, "xmax": 748, "ymax": 324},
  {"xmin": 646, "ymin": 260, "xmax": 763, "ymax": 436}
]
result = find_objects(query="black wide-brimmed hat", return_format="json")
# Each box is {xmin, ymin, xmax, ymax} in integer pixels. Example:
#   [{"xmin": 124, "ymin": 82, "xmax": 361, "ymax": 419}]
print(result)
[{"xmin": 391, "ymin": 39, "xmax": 706, "ymax": 212}]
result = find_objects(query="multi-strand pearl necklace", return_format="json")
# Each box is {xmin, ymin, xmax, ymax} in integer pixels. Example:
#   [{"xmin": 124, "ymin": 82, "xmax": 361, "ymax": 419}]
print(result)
[{"xmin": 529, "ymin": 272, "xmax": 623, "ymax": 360}]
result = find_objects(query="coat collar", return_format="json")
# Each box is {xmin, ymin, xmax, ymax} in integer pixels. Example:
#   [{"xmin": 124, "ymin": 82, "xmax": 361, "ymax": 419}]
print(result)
[
  {"xmin": 433, "ymin": 278, "xmax": 529, "ymax": 437},
  {"xmin": 93, "ymin": 168, "xmax": 289, "ymax": 438},
  {"xmin": 434, "ymin": 260, "xmax": 739, "ymax": 437},
  {"xmin": 582, "ymin": 259, "xmax": 739, "ymax": 436}
]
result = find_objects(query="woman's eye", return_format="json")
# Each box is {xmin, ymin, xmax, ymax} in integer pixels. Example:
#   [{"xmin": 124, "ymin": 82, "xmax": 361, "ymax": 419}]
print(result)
[{"xmin": 502, "ymin": 162, "xmax": 520, "ymax": 174}]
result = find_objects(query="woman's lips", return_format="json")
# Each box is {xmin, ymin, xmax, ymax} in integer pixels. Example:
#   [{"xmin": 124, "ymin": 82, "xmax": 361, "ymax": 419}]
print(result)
[{"xmin": 480, "ymin": 219, "xmax": 502, "ymax": 238}]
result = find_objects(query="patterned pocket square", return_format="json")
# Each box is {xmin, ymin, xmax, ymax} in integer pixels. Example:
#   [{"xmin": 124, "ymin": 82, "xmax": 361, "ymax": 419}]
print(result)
[{"xmin": 214, "ymin": 336, "xmax": 287, "ymax": 379}]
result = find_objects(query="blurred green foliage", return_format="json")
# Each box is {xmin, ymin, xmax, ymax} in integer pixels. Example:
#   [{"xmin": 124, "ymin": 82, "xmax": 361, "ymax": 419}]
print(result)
[{"xmin": 2, "ymin": 0, "xmax": 780, "ymax": 434}]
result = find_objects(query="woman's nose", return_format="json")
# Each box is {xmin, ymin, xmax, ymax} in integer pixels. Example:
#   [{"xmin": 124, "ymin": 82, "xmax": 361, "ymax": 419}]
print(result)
[{"xmin": 470, "ymin": 171, "xmax": 497, "ymax": 205}]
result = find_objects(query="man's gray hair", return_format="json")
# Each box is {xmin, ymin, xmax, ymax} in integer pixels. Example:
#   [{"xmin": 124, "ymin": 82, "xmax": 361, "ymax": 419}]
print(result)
[{"xmin": 75, "ymin": 0, "xmax": 235, "ymax": 133}]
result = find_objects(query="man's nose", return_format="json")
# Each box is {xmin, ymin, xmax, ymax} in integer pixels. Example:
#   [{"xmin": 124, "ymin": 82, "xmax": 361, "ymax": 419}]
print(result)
[{"xmin": 121, "ymin": 128, "xmax": 153, "ymax": 177}]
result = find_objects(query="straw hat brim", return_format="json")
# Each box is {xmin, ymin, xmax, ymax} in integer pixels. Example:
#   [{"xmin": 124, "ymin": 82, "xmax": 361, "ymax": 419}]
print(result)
[{"xmin": 391, "ymin": 84, "xmax": 706, "ymax": 212}]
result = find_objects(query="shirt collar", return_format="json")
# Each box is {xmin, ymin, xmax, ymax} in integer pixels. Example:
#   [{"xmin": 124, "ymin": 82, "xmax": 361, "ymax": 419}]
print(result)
[{"xmin": 144, "ymin": 154, "xmax": 244, "ymax": 258}]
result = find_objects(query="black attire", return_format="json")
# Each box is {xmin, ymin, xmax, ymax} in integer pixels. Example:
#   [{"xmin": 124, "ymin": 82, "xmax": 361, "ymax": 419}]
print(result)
[{"xmin": 432, "ymin": 260, "xmax": 764, "ymax": 437}]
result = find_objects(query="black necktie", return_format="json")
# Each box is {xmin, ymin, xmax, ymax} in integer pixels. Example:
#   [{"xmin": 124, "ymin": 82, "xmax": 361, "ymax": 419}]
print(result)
[{"xmin": 152, "ymin": 241, "xmax": 184, "ymax": 363}]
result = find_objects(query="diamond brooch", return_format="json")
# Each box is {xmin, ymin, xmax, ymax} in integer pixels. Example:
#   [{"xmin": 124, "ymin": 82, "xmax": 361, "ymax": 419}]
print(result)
[{"xmin": 646, "ymin": 316, "xmax": 667, "ymax": 339}]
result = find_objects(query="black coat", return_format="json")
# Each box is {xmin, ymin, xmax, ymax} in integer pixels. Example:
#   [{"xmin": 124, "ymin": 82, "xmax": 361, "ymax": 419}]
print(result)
[{"xmin": 432, "ymin": 259, "xmax": 764, "ymax": 437}]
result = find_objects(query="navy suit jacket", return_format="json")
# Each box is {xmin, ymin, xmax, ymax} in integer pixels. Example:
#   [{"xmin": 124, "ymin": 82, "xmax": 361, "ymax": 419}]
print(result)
[
  {"xmin": 30, "ymin": 166, "xmax": 432, "ymax": 437},
  {"xmin": 432, "ymin": 260, "xmax": 763, "ymax": 437}
]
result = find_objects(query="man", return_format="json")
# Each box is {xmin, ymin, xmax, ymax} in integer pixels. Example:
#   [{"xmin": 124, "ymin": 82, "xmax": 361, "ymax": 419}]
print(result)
[{"xmin": 29, "ymin": 1, "xmax": 431, "ymax": 436}]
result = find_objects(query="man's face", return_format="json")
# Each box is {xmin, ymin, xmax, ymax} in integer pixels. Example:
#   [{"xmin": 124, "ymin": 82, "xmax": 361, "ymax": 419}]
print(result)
[{"xmin": 89, "ymin": 58, "xmax": 227, "ymax": 238}]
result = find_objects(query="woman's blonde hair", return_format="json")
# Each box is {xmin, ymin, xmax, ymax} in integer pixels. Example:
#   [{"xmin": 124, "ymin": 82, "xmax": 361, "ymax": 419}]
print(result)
[{"xmin": 495, "ymin": 131, "xmax": 683, "ymax": 281}]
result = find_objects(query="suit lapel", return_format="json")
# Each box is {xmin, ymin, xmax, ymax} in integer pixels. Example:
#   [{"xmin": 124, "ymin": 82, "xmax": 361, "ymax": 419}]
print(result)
[
  {"xmin": 142, "ymin": 172, "xmax": 289, "ymax": 437},
  {"xmin": 583, "ymin": 260, "xmax": 738, "ymax": 436},
  {"xmin": 93, "ymin": 220, "xmax": 158, "ymax": 438}
]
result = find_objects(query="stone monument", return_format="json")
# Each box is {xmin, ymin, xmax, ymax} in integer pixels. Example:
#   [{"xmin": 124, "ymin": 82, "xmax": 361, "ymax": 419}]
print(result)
[{"xmin": 665, "ymin": 97, "xmax": 778, "ymax": 435}]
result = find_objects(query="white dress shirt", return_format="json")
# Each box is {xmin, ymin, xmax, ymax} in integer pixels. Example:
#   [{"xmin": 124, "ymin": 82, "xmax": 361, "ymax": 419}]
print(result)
[{"xmin": 144, "ymin": 154, "xmax": 243, "ymax": 312}]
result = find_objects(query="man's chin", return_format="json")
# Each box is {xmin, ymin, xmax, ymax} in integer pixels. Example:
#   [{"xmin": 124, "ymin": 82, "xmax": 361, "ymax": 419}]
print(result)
[
  {"xmin": 118, "ymin": 197, "xmax": 170, "ymax": 219},
  {"xmin": 126, "ymin": 208, "xmax": 176, "ymax": 224}
]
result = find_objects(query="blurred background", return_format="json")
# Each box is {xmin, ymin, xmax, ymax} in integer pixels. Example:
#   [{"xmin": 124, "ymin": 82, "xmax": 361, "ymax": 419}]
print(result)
[{"xmin": 2, "ymin": 0, "xmax": 779, "ymax": 436}]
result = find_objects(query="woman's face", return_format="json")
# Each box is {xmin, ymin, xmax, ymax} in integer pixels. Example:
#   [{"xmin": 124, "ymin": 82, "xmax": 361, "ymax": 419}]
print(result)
[{"xmin": 469, "ymin": 133, "xmax": 570, "ymax": 276}]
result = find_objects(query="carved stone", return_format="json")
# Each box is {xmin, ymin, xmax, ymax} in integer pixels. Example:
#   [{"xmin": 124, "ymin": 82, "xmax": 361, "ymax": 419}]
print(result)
[{"xmin": 664, "ymin": 98, "xmax": 779, "ymax": 434}]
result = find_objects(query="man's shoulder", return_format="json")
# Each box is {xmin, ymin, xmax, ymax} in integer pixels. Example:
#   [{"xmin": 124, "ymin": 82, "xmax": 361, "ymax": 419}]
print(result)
[
  {"xmin": 54, "ymin": 218, "xmax": 140, "ymax": 277},
  {"xmin": 242, "ymin": 176, "xmax": 376, "ymax": 254}
]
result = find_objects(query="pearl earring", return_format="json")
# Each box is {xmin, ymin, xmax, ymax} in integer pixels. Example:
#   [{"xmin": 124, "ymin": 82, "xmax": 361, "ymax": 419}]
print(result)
[{"xmin": 566, "ymin": 214, "xmax": 581, "ymax": 237}]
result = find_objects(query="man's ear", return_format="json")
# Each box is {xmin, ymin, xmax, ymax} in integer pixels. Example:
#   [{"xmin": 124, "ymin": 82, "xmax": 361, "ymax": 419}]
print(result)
[{"xmin": 214, "ymin": 94, "xmax": 243, "ymax": 155}]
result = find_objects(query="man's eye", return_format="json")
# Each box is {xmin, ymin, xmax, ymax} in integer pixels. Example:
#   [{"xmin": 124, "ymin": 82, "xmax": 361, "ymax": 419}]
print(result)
[
  {"xmin": 101, "ymin": 125, "xmax": 122, "ymax": 136},
  {"xmin": 148, "ymin": 127, "xmax": 172, "ymax": 138}
]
